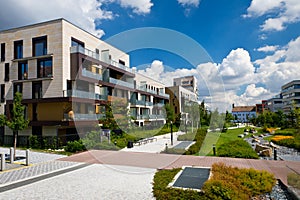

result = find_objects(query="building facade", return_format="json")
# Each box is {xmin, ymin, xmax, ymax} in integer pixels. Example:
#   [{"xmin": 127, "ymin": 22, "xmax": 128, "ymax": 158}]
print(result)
[
  {"xmin": 0, "ymin": 19, "xmax": 168, "ymax": 145},
  {"xmin": 281, "ymin": 80, "xmax": 300, "ymax": 113},
  {"xmin": 232, "ymin": 105, "xmax": 256, "ymax": 123},
  {"xmin": 173, "ymin": 76, "xmax": 198, "ymax": 96},
  {"xmin": 266, "ymin": 95, "xmax": 283, "ymax": 112}
]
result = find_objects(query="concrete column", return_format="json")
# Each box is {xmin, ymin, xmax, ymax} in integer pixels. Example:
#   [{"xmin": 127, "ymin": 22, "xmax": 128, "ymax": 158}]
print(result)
[
  {"xmin": 10, "ymin": 147, "xmax": 14, "ymax": 164},
  {"xmin": 25, "ymin": 149, "xmax": 30, "ymax": 166},
  {"xmin": 0, "ymin": 153, "xmax": 5, "ymax": 171}
]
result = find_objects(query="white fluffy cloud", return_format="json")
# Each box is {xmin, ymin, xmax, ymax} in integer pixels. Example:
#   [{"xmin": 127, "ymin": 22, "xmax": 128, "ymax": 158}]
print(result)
[
  {"xmin": 177, "ymin": 0, "xmax": 201, "ymax": 7},
  {"xmin": 137, "ymin": 35, "xmax": 300, "ymax": 112},
  {"xmin": 0, "ymin": 0, "xmax": 154, "ymax": 37},
  {"xmin": 256, "ymin": 45, "xmax": 279, "ymax": 52},
  {"xmin": 0, "ymin": 0, "xmax": 113, "ymax": 37},
  {"xmin": 117, "ymin": 0, "xmax": 153, "ymax": 14},
  {"xmin": 245, "ymin": 0, "xmax": 300, "ymax": 31}
]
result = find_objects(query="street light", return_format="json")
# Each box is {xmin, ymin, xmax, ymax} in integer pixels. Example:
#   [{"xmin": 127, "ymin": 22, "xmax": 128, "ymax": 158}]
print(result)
[{"xmin": 170, "ymin": 121, "xmax": 173, "ymax": 145}]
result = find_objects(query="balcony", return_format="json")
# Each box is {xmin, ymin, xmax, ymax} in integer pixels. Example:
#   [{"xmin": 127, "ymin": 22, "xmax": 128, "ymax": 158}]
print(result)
[
  {"xmin": 130, "ymin": 99, "xmax": 153, "ymax": 106},
  {"xmin": 64, "ymin": 90, "xmax": 107, "ymax": 100},
  {"xmin": 82, "ymin": 69, "xmax": 102, "ymax": 81},
  {"xmin": 158, "ymin": 92, "xmax": 169, "ymax": 98},
  {"xmin": 64, "ymin": 113, "xmax": 105, "ymax": 121},
  {"xmin": 109, "ymin": 77, "xmax": 134, "ymax": 89},
  {"xmin": 132, "ymin": 114, "xmax": 165, "ymax": 120},
  {"xmin": 70, "ymin": 46, "xmax": 133, "ymax": 74}
]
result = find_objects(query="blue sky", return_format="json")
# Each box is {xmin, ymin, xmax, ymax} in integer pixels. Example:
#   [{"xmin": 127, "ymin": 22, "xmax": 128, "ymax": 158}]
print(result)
[{"xmin": 1, "ymin": 0, "xmax": 300, "ymax": 111}]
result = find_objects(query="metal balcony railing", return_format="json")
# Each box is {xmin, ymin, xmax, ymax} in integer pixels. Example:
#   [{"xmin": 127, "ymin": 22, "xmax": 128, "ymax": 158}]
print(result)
[
  {"xmin": 64, "ymin": 113, "xmax": 105, "ymax": 121},
  {"xmin": 64, "ymin": 90, "xmax": 107, "ymax": 100},
  {"xmin": 82, "ymin": 69, "xmax": 102, "ymax": 80},
  {"xmin": 109, "ymin": 77, "xmax": 134, "ymax": 89}
]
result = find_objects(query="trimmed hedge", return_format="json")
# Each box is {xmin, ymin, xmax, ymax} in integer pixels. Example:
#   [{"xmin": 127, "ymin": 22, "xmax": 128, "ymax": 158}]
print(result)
[
  {"xmin": 184, "ymin": 128, "xmax": 207, "ymax": 155},
  {"xmin": 217, "ymin": 140, "xmax": 259, "ymax": 159}
]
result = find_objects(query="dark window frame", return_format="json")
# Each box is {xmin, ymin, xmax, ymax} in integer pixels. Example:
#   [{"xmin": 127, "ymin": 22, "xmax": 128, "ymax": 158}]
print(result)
[
  {"xmin": 71, "ymin": 37, "xmax": 85, "ymax": 48},
  {"xmin": 13, "ymin": 83, "xmax": 23, "ymax": 94},
  {"xmin": 32, "ymin": 36, "xmax": 47, "ymax": 57},
  {"xmin": 14, "ymin": 40, "xmax": 23, "ymax": 59},
  {"xmin": 0, "ymin": 84, "xmax": 5, "ymax": 102},
  {"xmin": 0, "ymin": 43, "xmax": 5, "ymax": 62},
  {"xmin": 37, "ymin": 57, "xmax": 53, "ymax": 78},
  {"xmin": 32, "ymin": 81, "xmax": 42, "ymax": 99},
  {"xmin": 18, "ymin": 61, "xmax": 28, "ymax": 80},
  {"xmin": 4, "ymin": 63, "xmax": 9, "ymax": 82}
]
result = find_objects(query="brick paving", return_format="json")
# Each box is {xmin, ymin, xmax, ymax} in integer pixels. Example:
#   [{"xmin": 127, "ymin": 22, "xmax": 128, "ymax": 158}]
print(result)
[{"xmin": 60, "ymin": 150, "xmax": 300, "ymax": 185}]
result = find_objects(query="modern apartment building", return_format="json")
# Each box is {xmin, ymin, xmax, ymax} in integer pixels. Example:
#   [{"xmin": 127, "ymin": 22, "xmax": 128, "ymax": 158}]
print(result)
[
  {"xmin": 0, "ymin": 18, "xmax": 169, "ymax": 145},
  {"xmin": 281, "ymin": 80, "xmax": 300, "ymax": 113},
  {"xmin": 173, "ymin": 76, "xmax": 198, "ymax": 96},
  {"xmin": 266, "ymin": 94, "xmax": 283, "ymax": 112},
  {"xmin": 166, "ymin": 85, "xmax": 198, "ymax": 119}
]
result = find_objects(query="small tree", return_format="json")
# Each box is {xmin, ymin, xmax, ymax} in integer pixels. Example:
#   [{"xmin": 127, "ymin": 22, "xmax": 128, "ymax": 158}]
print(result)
[{"xmin": 6, "ymin": 92, "xmax": 29, "ymax": 160}]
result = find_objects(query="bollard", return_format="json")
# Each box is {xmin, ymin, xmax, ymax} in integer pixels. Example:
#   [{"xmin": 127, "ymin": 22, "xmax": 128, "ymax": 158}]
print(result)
[
  {"xmin": 165, "ymin": 143, "xmax": 168, "ymax": 153},
  {"xmin": 0, "ymin": 153, "xmax": 5, "ymax": 171},
  {"xmin": 274, "ymin": 148, "xmax": 277, "ymax": 160},
  {"xmin": 26, "ymin": 149, "xmax": 30, "ymax": 166},
  {"xmin": 10, "ymin": 147, "xmax": 14, "ymax": 164}
]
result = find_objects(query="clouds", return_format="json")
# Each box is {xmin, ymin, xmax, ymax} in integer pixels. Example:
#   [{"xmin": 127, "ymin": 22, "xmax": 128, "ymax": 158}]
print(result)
[
  {"xmin": 245, "ymin": 0, "xmax": 300, "ymax": 31},
  {"xmin": 137, "ymin": 34, "xmax": 300, "ymax": 112},
  {"xmin": 0, "ymin": 0, "xmax": 154, "ymax": 37},
  {"xmin": 109, "ymin": 0, "xmax": 153, "ymax": 14},
  {"xmin": 177, "ymin": 0, "xmax": 201, "ymax": 7}
]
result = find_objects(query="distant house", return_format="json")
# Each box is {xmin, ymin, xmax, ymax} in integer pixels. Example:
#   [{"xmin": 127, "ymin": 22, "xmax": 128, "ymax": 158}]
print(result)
[{"xmin": 231, "ymin": 104, "xmax": 256, "ymax": 123}]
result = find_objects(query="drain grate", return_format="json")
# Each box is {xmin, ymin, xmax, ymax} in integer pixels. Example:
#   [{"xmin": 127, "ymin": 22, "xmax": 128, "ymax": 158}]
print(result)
[{"xmin": 171, "ymin": 167, "xmax": 211, "ymax": 190}]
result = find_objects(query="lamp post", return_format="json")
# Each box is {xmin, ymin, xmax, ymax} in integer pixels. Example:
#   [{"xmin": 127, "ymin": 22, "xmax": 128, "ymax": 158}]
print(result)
[{"xmin": 170, "ymin": 121, "xmax": 173, "ymax": 146}]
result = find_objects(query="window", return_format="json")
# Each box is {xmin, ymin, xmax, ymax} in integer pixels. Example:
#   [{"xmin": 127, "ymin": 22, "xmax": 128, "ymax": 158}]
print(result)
[
  {"xmin": 14, "ymin": 40, "xmax": 23, "ymax": 59},
  {"xmin": 32, "ymin": 36, "xmax": 47, "ymax": 56},
  {"xmin": 1, "ymin": 43, "xmax": 5, "ymax": 62},
  {"xmin": 71, "ymin": 37, "xmax": 84, "ymax": 48},
  {"xmin": 37, "ymin": 58, "xmax": 52, "ymax": 78},
  {"xmin": 119, "ymin": 59, "xmax": 125, "ymax": 66},
  {"xmin": 18, "ymin": 61, "xmax": 28, "ymax": 80},
  {"xmin": 0, "ymin": 84, "xmax": 5, "ymax": 102},
  {"xmin": 4, "ymin": 63, "xmax": 9, "ymax": 82},
  {"xmin": 14, "ymin": 83, "xmax": 23, "ymax": 94},
  {"xmin": 32, "ymin": 81, "xmax": 42, "ymax": 99}
]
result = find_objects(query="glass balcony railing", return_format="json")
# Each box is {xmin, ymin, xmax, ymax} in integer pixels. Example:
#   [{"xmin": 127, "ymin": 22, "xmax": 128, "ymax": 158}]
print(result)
[
  {"xmin": 64, "ymin": 113, "xmax": 105, "ymax": 121},
  {"xmin": 70, "ymin": 46, "xmax": 133, "ymax": 74},
  {"xmin": 130, "ymin": 99, "xmax": 153, "ymax": 106},
  {"xmin": 131, "ymin": 114, "xmax": 165, "ymax": 120},
  {"xmin": 109, "ymin": 77, "xmax": 134, "ymax": 89},
  {"xmin": 82, "ymin": 69, "xmax": 102, "ymax": 80},
  {"xmin": 64, "ymin": 90, "xmax": 107, "ymax": 100}
]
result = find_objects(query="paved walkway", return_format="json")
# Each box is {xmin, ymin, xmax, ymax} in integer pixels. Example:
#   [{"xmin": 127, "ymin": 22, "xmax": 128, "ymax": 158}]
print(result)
[{"xmin": 59, "ymin": 150, "xmax": 300, "ymax": 185}]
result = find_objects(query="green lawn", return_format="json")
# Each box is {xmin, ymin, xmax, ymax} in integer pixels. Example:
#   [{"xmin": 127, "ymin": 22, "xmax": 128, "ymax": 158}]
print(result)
[{"xmin": 198, "ymin": 127, "xmax": 258, "ymax": 156}]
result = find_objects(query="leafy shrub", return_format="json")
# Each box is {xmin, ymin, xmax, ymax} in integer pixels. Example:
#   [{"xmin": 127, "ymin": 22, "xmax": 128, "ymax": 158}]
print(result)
[
  {"xmin": 184, "ymin": 128, "xmax": 207, "ymax": 155},
  {"xmin": 203, "ymin": 163, "xmax": 276, "ymax": 199},
  {"xmin": 29, "ymin": 135, "xmax": 41, "ymax": 149},
  {"xmin": 177, "ymin": 132, "xmax": 196, "ymax": 141},
  {"xmin": 64, "ymin": 140, "xmax": 86, "ymax": 153},
  {"xmin": 152, "ymin": 163, "xmax": 276, "ymax": 200},
  {"xmin": 217, "ymin": 140, "xmax": 259, "ymax": 159}
]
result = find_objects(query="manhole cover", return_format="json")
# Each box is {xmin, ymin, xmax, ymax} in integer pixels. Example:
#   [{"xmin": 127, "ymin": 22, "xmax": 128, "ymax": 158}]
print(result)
[{"xmin": 170, "ymin": 167, "xmax": 211, "ymax": 190}]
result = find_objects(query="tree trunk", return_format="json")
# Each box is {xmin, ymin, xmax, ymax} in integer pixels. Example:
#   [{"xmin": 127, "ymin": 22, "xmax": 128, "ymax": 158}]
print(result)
[{"xmin": 13, "ymin": 131, "xmax": 18, "ymax": 161}]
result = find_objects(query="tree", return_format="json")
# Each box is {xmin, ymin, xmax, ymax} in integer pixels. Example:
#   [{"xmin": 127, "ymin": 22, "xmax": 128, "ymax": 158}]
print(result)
[
  {"xmin": 165, "ymin": 103, "xmax": 175, "ymax": 123},
  {"xmin": 6, "ymin": 92, "xmax": 29, "ymax": 160},
  {"xmin": 0, "ymin": 114, "xmax": 6, "ymax": 127}
]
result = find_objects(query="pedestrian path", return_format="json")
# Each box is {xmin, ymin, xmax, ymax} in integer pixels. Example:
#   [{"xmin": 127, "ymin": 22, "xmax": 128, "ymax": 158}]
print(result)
[{"xmin": 121, "ymin": 131, "xmax": 192, "ymax": 153}]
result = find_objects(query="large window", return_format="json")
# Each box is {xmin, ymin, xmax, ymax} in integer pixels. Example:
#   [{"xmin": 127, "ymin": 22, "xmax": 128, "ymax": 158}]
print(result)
[
  {"xmin": 37, "ymin": 58, "xmax": 52, "ymax": 78},
  {"xmin": 71, "ymin": 37, "xmax": 84, "ymax": 48},
  {"xmin": 0, "ymin": 84, "xmax": 5, "ymax": 102},
  {"xmin": 0, "ymin": 43, "xmax": 5, "ymax": 62},
  {"xmin": 4, "ymin": 63, "xmax": 9, "ymax": 82},
  {"xmin": 32, "ymin": 81, "xmax": 42, "ymax": 99},
  {"xmin": 32, "ymin": 36, "xmax": 47, "ymax": 56},
  {"xmin": 18, "ymin": 61, "xmax": 28, "ymax": 80},
  {"xmin": 14, "ymin": 83, "xmax": 23, "ymax": 94},
  {"xmin": 14, "ymin": 40, "xmax": 23, "ymax": 59}
]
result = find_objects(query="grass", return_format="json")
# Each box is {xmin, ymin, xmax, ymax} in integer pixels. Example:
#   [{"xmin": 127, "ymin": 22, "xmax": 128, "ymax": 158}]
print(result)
[
  {"xmin": 288, "ymin": 172, "xmax": 300, "ymax": 189},
  {"xmin": 199, "ymin": 127, "xmax": 257, "ymax": 156}
]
